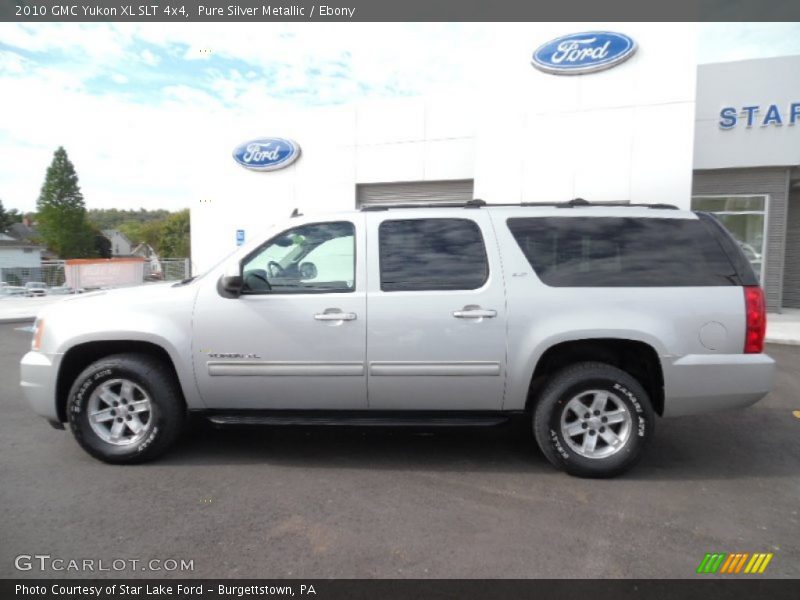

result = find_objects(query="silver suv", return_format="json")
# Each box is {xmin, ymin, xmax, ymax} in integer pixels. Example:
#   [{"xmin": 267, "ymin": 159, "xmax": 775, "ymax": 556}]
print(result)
[{"xmin": 20, "ymin": 200, "xmax": 775, "ymax": 477}]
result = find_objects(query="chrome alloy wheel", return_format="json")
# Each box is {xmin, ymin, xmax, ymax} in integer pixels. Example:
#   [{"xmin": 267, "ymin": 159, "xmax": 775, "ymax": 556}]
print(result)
[
  {"xmin": 559, "ymin": 389, "xmax": 633, "ymax": 459},
  {"xmin": 86, "ymin": 379, "xmax": 153, "ymax": 446}
]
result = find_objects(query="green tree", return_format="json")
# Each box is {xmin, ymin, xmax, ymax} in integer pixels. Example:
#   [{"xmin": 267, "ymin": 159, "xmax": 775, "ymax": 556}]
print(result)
[
  {"xmin": 120, "ymin": 219, "xmax": 164, "ymax": 251},
  {"xmin": 160, "ymin": 209, "xmax": 190, "ymax": 257},
  {"xmin": 87, "ymin": 208, "xmax": 170, "ymax": 230},
  {"xmin": 0, "ymin": 199, "xmax": 22, "ymax": 231},
  {"xmin": 36, "ymin": 147, "xmax": 94, "ymax": 258},
  {"xmin": 0, "ymin": 199, "xmax": 10, "ymax": 231}
]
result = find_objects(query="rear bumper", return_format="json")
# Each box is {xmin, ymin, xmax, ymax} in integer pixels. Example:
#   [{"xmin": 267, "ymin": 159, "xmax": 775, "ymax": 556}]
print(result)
[
  {"xmin": 662, "ymin": 353, "xmax": 775, "ymax": 417},
  {"xmin": 20, "ymin": 351, "xmax": 63, "ymax": 428}
]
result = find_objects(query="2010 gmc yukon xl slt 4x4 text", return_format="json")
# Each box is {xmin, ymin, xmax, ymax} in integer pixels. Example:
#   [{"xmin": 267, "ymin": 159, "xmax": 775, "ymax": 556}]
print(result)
[{"xmin": 20, "ymin": 200, "xmax": 775, "ymax": 477}]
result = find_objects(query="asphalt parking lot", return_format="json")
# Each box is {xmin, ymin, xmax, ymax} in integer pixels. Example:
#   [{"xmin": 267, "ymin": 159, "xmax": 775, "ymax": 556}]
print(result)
[{"xmin": 1, "ymin": 322, "xmax": 798, "ymax": 579}]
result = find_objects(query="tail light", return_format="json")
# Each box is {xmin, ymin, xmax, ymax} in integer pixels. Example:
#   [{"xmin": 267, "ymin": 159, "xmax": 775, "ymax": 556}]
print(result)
[{"xmin": 744, "ymin": 286, "xmax": 766, "ymax": 353}]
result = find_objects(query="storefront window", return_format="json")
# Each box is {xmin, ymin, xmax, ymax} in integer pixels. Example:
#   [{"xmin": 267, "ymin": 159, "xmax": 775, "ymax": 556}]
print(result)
[{"xmin": 691, "ymin": 195, "xmax": 767, "ymax": 282}]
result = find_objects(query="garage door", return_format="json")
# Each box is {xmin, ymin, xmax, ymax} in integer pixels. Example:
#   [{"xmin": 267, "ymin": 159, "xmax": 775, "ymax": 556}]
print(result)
[{"xmin": 356, "ymin": 180, "xmax": 475, "ymax": 207}]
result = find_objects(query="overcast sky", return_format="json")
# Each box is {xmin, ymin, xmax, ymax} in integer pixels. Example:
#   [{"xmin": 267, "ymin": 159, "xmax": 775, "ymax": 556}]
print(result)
[{"xmin": 1, "ymin": 22, "xmax": 799, "ymax": 213}]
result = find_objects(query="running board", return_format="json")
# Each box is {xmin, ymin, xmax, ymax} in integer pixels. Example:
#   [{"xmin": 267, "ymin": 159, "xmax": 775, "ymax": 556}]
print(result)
[{"xmin": 201, "ymin": 410, "xmax": 518, "ymax": 428}]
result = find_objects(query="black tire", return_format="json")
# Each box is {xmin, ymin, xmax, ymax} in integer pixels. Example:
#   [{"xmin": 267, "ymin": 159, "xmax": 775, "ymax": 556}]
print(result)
[
  {"xmin": 67, "ymin": 353, "xmax": 185, "ymax": 464},
  {"xmin": 533, "ymin": 361, "xmax": 655, "ymax": 478}
]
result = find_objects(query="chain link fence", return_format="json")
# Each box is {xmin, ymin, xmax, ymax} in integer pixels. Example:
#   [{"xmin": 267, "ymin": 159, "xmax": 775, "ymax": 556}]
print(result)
[
  {"xmin": 1, "ymin": 258, "xmax": 190, "ymax": 291},
  {"xmin": 0, "ymin": 261, "xmax": 66, "ymax": 287},
  {"xmin": 144, "ymin": 258, "xmax": 192, "ymax": 282}
]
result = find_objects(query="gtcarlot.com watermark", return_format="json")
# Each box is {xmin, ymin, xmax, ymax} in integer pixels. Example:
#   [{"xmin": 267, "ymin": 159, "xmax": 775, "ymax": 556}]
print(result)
[{"xmin": 14, "ymin": 554, "xmax": 194, "ymax": 573}]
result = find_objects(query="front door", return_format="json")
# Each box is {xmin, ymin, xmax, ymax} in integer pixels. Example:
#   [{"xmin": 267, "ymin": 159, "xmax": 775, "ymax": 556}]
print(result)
[
  {"xmin": 192, "ymin": 217, "xmax": 367, "ymax": 410},
  {"xmin": 365, "ymin": 211, "xmax": 508, "ymax": 411}
]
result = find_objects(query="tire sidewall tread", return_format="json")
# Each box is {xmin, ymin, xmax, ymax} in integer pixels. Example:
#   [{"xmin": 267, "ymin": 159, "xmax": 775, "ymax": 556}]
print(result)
[
  {"xmin": 533, "ymin": 361, "xmax": 655, "ymax": 478},
  {"xmin": 67, "ymin": 353, "xmax": 184, "ymax": 464}
]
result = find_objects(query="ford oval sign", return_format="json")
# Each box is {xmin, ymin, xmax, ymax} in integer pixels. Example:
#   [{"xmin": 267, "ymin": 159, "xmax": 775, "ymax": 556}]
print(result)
[
  {"xmin": 232, "ymin": 138, "xmax": 300, "ymax": 171},
  {"xmin": 532, "ymin": 31, "xmax": 636, "ymax": 75}
]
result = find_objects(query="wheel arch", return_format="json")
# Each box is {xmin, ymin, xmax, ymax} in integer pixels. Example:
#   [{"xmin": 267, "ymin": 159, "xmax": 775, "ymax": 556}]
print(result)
[
  {"xmin": 524, "ymin": 338, "xmax": 665, "ymax": 416},
  {"xmin": 55, "ymin": 340, "xmax": 185, "ymax": 423}
]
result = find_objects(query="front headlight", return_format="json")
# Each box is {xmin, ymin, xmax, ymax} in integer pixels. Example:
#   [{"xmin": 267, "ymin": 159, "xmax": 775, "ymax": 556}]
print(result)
[{"xmin": 31, "ymin": 318, "xmax": 45, "ymax": 351}]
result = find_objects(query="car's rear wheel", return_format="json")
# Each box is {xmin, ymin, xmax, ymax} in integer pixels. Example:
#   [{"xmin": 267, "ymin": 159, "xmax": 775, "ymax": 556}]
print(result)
[
  {"xmin": 67, "ymin": 353, "xmax": 185, "ymax": 464},
  {"xmin": 533, "ymin": 361, "xmax": 655, "ymax": 478}
]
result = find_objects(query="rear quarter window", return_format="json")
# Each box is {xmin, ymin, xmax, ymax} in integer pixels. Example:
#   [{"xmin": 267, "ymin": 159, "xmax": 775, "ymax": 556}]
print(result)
[{"xmin": 506, "ymin": 216, "xmax": 737, "ymax": 287}]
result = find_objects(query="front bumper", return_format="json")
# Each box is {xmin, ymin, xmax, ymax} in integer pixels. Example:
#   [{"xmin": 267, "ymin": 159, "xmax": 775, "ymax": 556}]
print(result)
[
  {"xmin": 662, "ymin": 353, "xmax": 775, "ymax": 417},
  {"xmin": 20, "ymin": 351, "xmax": 63, "ymax": 428}
]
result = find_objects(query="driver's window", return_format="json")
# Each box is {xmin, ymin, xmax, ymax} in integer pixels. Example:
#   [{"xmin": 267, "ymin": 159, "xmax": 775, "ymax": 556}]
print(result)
[{"xmin": 242, "ymin": 221, "xmax": 355, "ymax": 294}]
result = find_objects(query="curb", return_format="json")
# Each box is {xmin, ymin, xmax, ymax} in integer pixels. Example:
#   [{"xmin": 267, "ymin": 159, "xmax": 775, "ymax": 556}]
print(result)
[
  {"xmin": 766, "ymin": 337, "xmax": 800, "ymax": 346},
  {"xmin": 0, "ymin": 317, "xmax": 36, "ymax": 325}
]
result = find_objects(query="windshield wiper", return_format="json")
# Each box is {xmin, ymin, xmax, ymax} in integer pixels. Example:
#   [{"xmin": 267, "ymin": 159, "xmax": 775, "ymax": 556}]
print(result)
[{"xmin": 173, "ymin": 276, "xmax": 196, "ymax": 286}]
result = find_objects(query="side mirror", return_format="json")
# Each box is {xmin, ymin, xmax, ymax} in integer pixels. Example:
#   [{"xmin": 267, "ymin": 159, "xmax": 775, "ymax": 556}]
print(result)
[{"xmin": 218, "ymin": 274, "xmax": 244, "ymax": 298}]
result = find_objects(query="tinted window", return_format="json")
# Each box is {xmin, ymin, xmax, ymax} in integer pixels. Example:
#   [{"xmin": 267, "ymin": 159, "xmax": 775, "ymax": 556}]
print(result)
[
  {"xmin": 242, "ymin": 221, "xmax": 355, "ymax": 294},
  {"xmin": 507, "ymin": 217, "xmax": 736, "ymax": 287},
  {"xmin": 379, "ymin": 218, "xmax": 489, "ymax": 291}
]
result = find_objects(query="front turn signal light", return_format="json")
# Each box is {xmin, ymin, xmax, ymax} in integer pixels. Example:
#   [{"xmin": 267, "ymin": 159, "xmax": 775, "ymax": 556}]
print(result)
[{"xmin": 31, "ymin": 319, "xmax": 45, "ymax": 351}]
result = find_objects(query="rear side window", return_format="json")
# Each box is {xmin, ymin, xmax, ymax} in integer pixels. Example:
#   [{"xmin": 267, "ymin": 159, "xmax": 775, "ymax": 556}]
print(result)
[
  {"xmin": 506, "ymin": 217, "xmax": 737, "ymax": 287},
  {"xmin": 379, "ymin": 218, "xmax": 489, "ymax": 291}
]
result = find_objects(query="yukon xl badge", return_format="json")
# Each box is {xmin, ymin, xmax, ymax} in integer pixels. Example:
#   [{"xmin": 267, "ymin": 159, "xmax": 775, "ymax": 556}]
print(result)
[
  {"xmin": 232, "ymin": 138, "xmax": 300, "ymax": 171},
  {"xmin": 532, "ymin": 31, "xmax": 637, "ymax": 75}
]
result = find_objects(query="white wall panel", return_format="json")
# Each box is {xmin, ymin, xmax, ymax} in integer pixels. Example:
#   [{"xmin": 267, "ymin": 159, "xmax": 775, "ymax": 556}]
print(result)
[
  {"xmin": 477, "ymin": 22, "xmax": 697, "ymax": 211},
  {"xmin": 424, "ymin": 96, "xmax": 478, "ymax": 139},
  {"xmin": 423, "ymin": 138, "xmax": 475, "ymax": 181},
  {"xmin": 355, "ymin": 98, "xmax": 426, "ymax": 145},
  {"xmin": 519, "ymin": 114, "xmax": 575, "ymax": 203},
  {"xmin": 355, "ymin": 142, "xmax": 426, "ymax": 183},
  {"xmin": 572, "ymin": 108, "xmax": 636, "ymax": 202},
  {"xmin": 630, "ymin": 103, "xmax": 696, "ymax": 208}
]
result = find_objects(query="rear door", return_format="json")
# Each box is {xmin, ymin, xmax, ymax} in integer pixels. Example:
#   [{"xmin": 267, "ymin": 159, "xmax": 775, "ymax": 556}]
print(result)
[{"xmin": 365, "ymin": 210, "xmax": 508, "ymax": 410}]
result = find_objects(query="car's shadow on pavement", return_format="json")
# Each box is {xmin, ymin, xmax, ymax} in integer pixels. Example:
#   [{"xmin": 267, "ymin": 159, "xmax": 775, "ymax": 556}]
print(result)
[
  {"xmin": 153, "ymin": 407, "xmax": 800, "ymax": 481},
  {"xmin": 159, "ymin": 420, "xmax": 553, "ymax": 474}
]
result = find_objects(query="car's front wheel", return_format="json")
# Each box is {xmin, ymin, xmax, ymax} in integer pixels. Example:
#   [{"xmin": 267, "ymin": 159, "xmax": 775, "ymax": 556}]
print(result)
[
  {"xmin": 67, "ymin": 353, "xmax": 185, "ymax": 464},
  {"xmin": 533, "ymin": 361, "xmax": 655, "ymax": 478}
]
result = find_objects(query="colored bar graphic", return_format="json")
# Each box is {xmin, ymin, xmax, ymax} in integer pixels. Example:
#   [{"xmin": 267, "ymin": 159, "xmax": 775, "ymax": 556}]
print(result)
[
  {"xmin": 758, "ymin": 554, "xmax": 774, "ymax": 573},
  {"xmin": 745, "ymin": 554, "xmax": 763, "ymax": 573},
  {"xmin": 698, "ymin": 552, "xmax": 773, "ymax": 574},
  {"xmin": 734, "ymin": 553, "xmax": 750, "ymax": 573},
  {"xmin": 697, "ymin": 553, "xmax": 727, "ymax": 573},
  {"xmin": 696, "ymin": 553, "xmax": 712, "ymax": 573},
  {"xmin": 720, "ymin": 553, "xmax": 736, "ymax": 573}
]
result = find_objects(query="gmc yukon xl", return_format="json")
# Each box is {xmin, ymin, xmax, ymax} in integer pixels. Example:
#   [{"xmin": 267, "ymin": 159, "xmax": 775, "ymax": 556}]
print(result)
[{"xmin": 20, "ymin": 199, "xmax": 775, "ymax": 477}]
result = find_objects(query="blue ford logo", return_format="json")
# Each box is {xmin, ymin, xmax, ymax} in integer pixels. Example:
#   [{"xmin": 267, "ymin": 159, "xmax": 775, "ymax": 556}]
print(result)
[
  {"xmin": 232, "ymin": 138, "xmax": 300, "ymax": 171},
  {"xmin": 532, "ymin": 31, "xmax": 636, "ymax": 75}
]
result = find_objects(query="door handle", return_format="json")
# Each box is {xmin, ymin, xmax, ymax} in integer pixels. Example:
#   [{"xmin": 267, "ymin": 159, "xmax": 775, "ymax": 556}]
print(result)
[
  {"xmin": 314, "ymin": 310, "xmax": 357, "ymax": 321},
  {"xmin": 452, "ymin": 306, "xmax": 497, "ymax": 319}
]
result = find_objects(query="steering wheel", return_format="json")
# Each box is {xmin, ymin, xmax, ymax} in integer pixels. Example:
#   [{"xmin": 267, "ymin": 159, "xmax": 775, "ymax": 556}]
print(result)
[{"xmin": 267, "ymin": 261, "xmax": 286, "ymax": 278}]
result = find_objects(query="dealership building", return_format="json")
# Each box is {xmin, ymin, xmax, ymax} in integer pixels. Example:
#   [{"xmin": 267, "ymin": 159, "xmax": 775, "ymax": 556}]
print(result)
[{"xmin": 190, "ymin": 25, "xmax": 800, "ymax": 312}]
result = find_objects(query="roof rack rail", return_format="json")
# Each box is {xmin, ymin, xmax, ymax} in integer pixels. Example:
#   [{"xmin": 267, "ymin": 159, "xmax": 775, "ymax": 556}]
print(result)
[
  {"xmin": 359, "ymin": 198, "xmax": 679, "ymax": 211},
  {"xmin": 360, "ymin": 199, "xmax": 485, "ymax": 212}
]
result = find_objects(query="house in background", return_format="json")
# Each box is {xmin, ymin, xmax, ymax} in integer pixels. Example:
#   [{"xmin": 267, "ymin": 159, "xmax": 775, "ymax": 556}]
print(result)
[
  {"xmin": 0, "ymin": 232, "xmax": 43, "ymax": 285},
  {"xmin": 7, "ymin": 217, "xmax": 59, "ymax": 260},
  {"xmin": 102, "ymin": 229, "xmax": 133, "ymax": 257},
  {"xmin": 8, "ymin": 218, "xmax": 38, "ymax": 244}
]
